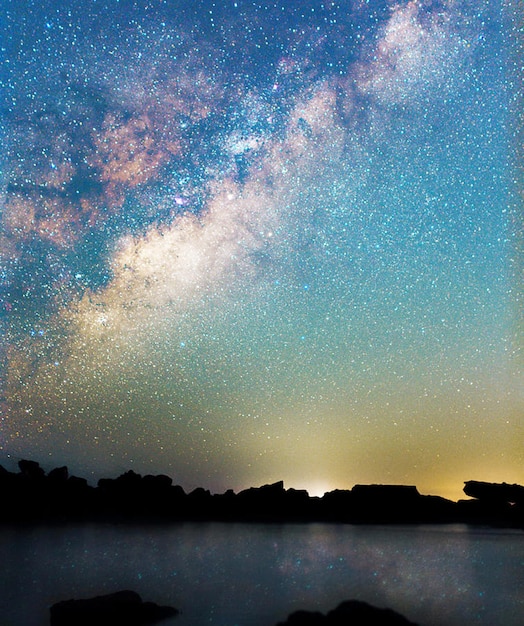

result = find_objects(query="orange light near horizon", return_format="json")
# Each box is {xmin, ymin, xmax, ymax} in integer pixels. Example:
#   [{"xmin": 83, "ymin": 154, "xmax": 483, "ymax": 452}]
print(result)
[{"xmin": 297, "ymin": 481, "xmax": 337, "ymax": 498}]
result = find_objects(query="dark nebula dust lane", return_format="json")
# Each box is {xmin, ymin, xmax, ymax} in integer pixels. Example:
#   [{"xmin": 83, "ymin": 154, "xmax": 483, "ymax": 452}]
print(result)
[{"xmin": 1, "ymin": 0, "xmax": 521, "ymax": 500}]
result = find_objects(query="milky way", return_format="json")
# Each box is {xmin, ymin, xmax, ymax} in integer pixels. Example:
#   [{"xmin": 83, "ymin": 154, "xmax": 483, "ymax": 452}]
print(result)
[{"xmin": 1, "ymin": 0, "xmax": 521, "ymax": 499}]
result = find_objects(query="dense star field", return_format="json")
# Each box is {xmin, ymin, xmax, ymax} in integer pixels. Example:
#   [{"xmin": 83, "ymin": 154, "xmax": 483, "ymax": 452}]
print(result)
[{"xmin": 1, "ymin": 0, "xmax": 521, "ymax": 500}]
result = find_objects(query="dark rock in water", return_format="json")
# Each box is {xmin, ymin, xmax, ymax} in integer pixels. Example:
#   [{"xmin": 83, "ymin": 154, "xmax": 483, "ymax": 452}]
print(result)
[
  {"xmin": 278, "ymin": 610, "xmax": 327, "ymax": 624},
  {"xmin": 327, "ymin": 600, "xmax": 418, "ymax": 624},
  {"xmin": 49, "ymin": 590, "xmax": 178, "ymax": 625},
  {"xmin": 276, "ymin": 600, "xmax": 418, "ymax": 625}
]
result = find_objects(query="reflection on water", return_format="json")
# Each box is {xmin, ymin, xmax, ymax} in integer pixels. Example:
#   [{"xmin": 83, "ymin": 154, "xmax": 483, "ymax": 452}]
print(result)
[{"xmin": 0, "ymin": 523, "xmax": 522, "ymax": 626}]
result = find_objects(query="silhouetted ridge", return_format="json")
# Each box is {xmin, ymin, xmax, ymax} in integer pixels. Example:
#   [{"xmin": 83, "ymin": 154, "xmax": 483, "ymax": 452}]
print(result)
[
  {"xmin": 275, "ymin": 599, "xmax": 419, "ymax": 625},
  {"xmin": 0, "ymin": 460, "xmax": 522, "ymax": 527},
  {"xmin": 49, "ymin": 590, "xmax": 178, "ymax": 625}
]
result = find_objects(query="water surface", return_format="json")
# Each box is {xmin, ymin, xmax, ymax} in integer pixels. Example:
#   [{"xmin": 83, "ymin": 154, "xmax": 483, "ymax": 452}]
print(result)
[{"xmin": 0, "ymin": 523, "xmax": 522, "ymax": 625}]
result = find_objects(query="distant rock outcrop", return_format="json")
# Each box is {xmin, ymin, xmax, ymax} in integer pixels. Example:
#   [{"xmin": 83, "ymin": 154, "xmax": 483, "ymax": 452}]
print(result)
[
  {"xmin": 49, "ymin": 590, "xmax": 178, "ymax": 626},
  {"xmin": 321, "ymin": 484, "xmax": 456, "ymax": 524},
  {"xmin": 458, "ymin": 480, "xmax": 524, "ymax": 527},
  {"xmin": 463, "ymin": 480, "xmax": 524, "ymax": 504},
  {"xmin": 275, "ymin": 599, "xmax": 419, "ymax": 625},
  {"xmin": 232, "ymin": 480, "xmax": 313, "ymax": 521},
  {"xmin": 18, "ymin": 459, "xmax": 46, "ymax": 480}
]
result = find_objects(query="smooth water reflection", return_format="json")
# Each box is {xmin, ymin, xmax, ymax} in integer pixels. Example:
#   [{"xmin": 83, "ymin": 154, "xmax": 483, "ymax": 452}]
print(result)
[{"xmin": 0, "ymin": 523, "xmax": 523, "ymax": 626}]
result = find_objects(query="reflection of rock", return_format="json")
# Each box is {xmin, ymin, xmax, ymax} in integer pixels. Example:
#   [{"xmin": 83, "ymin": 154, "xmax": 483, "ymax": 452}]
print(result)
[
  {"xmin": 49, "ymin": 590, "xmax": 178, "ymax": 626},
  {"xmin": 276, "ymin": 600, "xmax": 419, "ymax": 625}
]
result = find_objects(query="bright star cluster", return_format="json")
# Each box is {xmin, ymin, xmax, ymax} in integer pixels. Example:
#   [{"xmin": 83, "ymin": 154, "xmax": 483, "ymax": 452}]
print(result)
[{"xmin": 1, "ymin": 0, "xmax": 521, "ymax": 500}]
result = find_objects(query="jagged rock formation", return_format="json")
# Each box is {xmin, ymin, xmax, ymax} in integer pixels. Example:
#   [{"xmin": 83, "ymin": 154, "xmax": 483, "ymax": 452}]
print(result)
[
  {"xmin": 49, "ymin": 590, "xmax": 177, "ymax": 625},
  {"xmin": 0, "ymin": 459, "xmax": 522, "ymax": 526},
  {"xmin": 275, "ymin": 599, "xmax": 419, "ymax": 625}
]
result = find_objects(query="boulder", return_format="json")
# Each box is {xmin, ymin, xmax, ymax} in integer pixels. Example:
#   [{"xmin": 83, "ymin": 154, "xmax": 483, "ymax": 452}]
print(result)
[
  {"xmin": 18, "ymin": 459, "xmax": 46, "ymax": 480},
  {"xmin": 327, "ymin": 600, "xmax": 418, "ymax": 624},
  {"xmin": 277, "ymin": 609, "xmax": 327, "ymax": 624},
  {"xmin": 49, "ymin": 590, "xmax": 178, "ymax": 625},
  {"xmin": 48, "ymin": 466, "xmax": 69, "ymax": 482},
  {"xmin": 276, "ymin": 600, "xmax": 418, "ymax": 625},
  {"xmin": 463, "ymin": 481, "xmax": 524, "ymax": 504}
]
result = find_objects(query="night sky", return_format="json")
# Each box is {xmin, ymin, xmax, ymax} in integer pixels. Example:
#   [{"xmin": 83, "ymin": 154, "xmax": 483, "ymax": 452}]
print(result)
[{"xmin": 1, "ymin": 0, "xmax": 521, "ymax": 500}]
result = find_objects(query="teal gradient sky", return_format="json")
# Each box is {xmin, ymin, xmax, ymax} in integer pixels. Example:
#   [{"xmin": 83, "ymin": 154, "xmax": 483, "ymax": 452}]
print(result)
[{"xmin": 1, "ymin": 0, "xmax": 521, "ymax": 500}]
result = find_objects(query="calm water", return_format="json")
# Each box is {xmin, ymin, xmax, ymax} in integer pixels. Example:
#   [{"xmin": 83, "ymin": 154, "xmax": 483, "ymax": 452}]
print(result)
[{"xmin": 0, "ymin": 523, "xmax": 522, "ymax": 626}]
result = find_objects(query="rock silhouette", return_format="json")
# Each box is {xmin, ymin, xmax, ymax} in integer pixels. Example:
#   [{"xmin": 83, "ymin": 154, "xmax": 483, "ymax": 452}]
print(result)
[
  {"xmin": 463, "ymin": 480, "xmax": 524, "ymax": 504},
  {"xmin": 457, "ymin": 480, "xmax": 524, "ymax": 526},
  {"xmin": 0, "ymin": 459, "xmax": 522, "ymax": 527},
  {"xmin": 275, "ymin": 599, "xmax": 419, "ymax": 625},
  {"xmin": 49, "ymin": 590, "xmax": 178, "ymax": 626}
]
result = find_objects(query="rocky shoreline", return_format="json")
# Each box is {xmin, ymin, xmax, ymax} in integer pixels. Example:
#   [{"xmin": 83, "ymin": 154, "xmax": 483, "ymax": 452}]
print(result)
[{"xmin": 1, "ymin": 460, "xmax": 523, "ymax": 527}]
